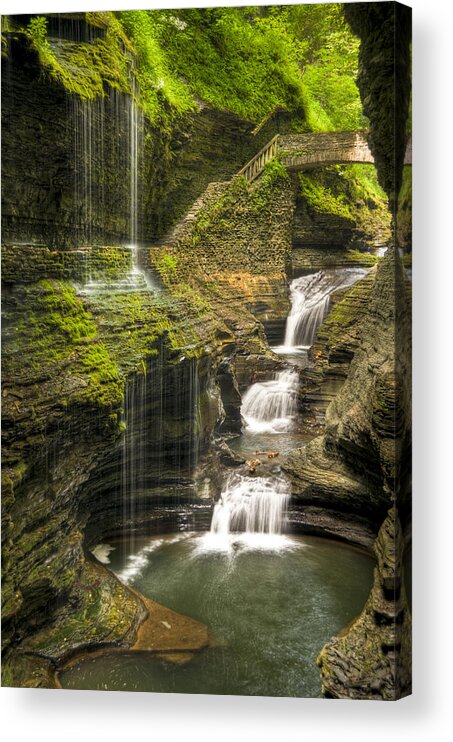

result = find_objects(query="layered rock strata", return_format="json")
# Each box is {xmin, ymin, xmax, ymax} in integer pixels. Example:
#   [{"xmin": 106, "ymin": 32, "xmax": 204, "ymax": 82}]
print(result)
[
  {"xmin": 317, "ymin": 508, "xmax": 412, "ymax": 700},
  {"xmin": 1, "ymin": 152, "xmax": 292, "ymax": 684},
  {"xmin": 1, "ymin": 21, "xmax": 294, "ymax": 248},
  {"xmin": 284, "ymin": 248, "xmax": 411, "ymax": 530},
  {"xmin": 344, "ymin": 2, "xmax": 412, "ymax": 208}
]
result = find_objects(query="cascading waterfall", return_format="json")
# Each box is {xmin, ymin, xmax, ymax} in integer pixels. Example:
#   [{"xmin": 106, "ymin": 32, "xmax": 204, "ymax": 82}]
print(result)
[
  {"xmin": 284, "ymin": 274, "xmax": 330, "ymax": 349},
  {"xmin": 128, "ymin": 80, "xmax": 143, "ymax": 248},
  {"xmin": 210, "ymin": 472, "xmax": 290, "ymax": 537},
  {"xmin": 276, "ymin": 268, "xmax": 369, "ymax": 352},
  {"xmin": 73, "ymin": 97, "xmax": 94, "ymax": 251},
  {"xmin": 241, "ymin": 368, "xmax": 299, "ymax": 433}
]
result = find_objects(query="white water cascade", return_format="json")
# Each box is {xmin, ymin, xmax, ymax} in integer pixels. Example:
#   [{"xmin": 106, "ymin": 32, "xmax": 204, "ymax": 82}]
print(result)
[
  {"xmin": 241, "ymin": 369, "xmax": 299, "ymax": 433},
  {"xmin": 210, "ymin": 472, "xmax": 290, "ymax": 537},
  {"xmin": 276, "ymin": 268, "xmax": 368, "ymax": 352},
  {"xmin": 78, "ymin": 244, "xmax": 153, "ymax": 295},
  {"xmin": 76, "ymin": 88, "xmax": 159, "ymax": 295},
  {"xmin": 284, "ymin": 273, "xmax": 330, "ymax": 349}
]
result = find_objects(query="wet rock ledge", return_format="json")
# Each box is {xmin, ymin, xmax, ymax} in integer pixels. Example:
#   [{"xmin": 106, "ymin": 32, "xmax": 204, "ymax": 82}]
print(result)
[{"xmin": 317, "ymin": 508, "xmax": 411, "ymax": 700}]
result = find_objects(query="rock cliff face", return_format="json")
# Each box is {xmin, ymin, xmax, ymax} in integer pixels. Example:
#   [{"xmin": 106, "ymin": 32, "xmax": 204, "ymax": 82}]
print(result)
[
  {"xmin": 344, "ymin": 2, "xmax": 412, "ymax": 209},
  {"xmin": 1, "ymin": 127, "xmax": 292, "ymax": 685},
  {"xmin": 284, "ymin": 248, "xmax": 411, "ymax": 532},
  {"xmin": 1, "ymin": 23, "xmax": 293, "ymax": 248},
  {"xmin": 304, "ymin": 1, "xmax": 412, "ymax": 699},
  {"xmin": 1, "ymin": 266, "xmax": 147, "ymax": 684},
  {"xmin": 317, "ymin": 508, "xmax": 412, "ymax": 700},
  {"xmin": 1, "ymin": 249, "xmax": 258, "ymax": 683},
  {"xmin": 292, "ymin": 167, "xmax": 391, "ymax": 254},
  {"xmin": 2, "ymin": 9, "xmax": 411, "ymax": 696},
  {"xmin": 148, "ymin": 162, "xmax": 295, "ymax": 351}
]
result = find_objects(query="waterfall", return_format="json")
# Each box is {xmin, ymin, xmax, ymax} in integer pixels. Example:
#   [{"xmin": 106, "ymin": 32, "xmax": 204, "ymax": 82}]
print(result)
[
  {"xmin": 73, "ymin": 97, "xmax": 95, "ymax": 247},
  {"xmin": 72, "ymin": 88, "xmax": 144, "ymax": 248},
  {"xmin": 121, "ymin": 371, "xmax": 148, "ymax": 550},
  {"xmin": 128, "ymin": 80, "xmax": 144, "ymax": 247},
  {"xmin": 241, "ymin": 369, "xmax": 299, "ymax": 433},
  {"xmin": 278, "ymin": 269, "xmax": 369, "ymax": 351},
  {"xmin": 284, "ymin": 273, "xmax": 332, "ymax": 349},
  {"xmin": 210, "ymin": 472, "xmax": 290, "ymax": 536},
  {"xmin": 78, "ymin": 251, "xmax": 152, "ymax": 295},
  {"xmin": 74, "ymin": 88, "xmax": 160, "ymax": 295}
]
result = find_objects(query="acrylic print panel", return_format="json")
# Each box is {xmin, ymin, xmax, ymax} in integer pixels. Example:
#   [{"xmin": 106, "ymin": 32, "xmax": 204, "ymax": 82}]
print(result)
[{"xmin": 1, "ymin": 2, "xmax": 412, "ymax": 699}]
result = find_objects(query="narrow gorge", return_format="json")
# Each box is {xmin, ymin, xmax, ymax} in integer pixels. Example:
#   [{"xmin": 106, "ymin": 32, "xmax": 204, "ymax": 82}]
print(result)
[{"xmin": 1, "ymin": 4, "xmax": 412, "ymax": 699}]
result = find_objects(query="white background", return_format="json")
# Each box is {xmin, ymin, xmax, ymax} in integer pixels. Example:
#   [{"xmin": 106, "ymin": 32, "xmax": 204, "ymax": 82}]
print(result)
[{"xmin": 1, "ymin": 0, "xmax": 452, "ymax": 739}]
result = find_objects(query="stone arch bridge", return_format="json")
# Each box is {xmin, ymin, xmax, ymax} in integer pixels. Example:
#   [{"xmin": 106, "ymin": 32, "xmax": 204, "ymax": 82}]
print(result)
[
  {"xmin": 238, "ymin": 130, "xmax": 412, "ymax": 183},
  {"xmin": 159, "ymin": 128, "xmax": 412, "ymax": 248}
]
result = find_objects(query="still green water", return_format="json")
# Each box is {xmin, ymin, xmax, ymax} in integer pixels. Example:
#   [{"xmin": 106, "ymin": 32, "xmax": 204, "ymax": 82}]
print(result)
[{"xmin": 60, "ymin": 532, "xmax": 373, "ymax": 697}]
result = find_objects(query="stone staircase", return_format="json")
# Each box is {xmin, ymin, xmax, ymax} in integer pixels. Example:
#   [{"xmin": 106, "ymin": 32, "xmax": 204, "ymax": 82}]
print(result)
[
  {"xmin": 158, "ymin": 181, "xmax": 229, "ymax": 248},
  {"xmin": 156, "ymin": 129, "xmax": 412, "ymax": 249}
]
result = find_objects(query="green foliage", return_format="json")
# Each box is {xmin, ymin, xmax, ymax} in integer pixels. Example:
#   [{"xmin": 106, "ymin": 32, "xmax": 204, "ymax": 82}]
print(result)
[
  {"xmin": 21, "ymin": 7, "xmax": 365, "ymax": 133},
  {"xmin": 299, "ymin": 173, "xmax": 354, "ymax": 220},
  {"xmin": 299, "ymin": 164, "xmax": 389, "ymax": 236},
  {"xmin": 118, "ymin": 11, "xmax": 195, "ymax": 120},
  {"xmin": 142, "ymin": 7, "xmax": 307, "ymax": 122},
  {"xmin": 154, "ymin": 251, "xmax": 179, "ymax": 282},
  {"xmin": 26, "ymin": 16, "xmax": 56, "ymax": 70},
  {"xmin": 281, "ymin": 3, "xmax": 365, "ymax": 131},
  {"xmin": 26, "ymin": 15, "xmax": 131, "ymax": 101}
]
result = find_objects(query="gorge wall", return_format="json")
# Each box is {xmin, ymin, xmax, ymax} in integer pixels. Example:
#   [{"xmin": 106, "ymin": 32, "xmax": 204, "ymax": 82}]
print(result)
[
  {"xmin": 2, "ymin": 19, "xmax": 295, "ymax": 248},
  {"xmin": 307, "ymin": 1, "xmax": 412, "ymax": 699},
  {"xmin": 1, "ymin": 7, "xmax": 410, "ymax": 697}
]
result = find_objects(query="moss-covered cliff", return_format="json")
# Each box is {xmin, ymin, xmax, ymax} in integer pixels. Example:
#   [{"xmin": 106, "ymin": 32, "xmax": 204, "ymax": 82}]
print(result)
[
  {"xmin": 344, "ymin": 2, "xmax": 412, "ymax": 210},
  {"xmin": 1, "ymin": 5, "xmax": 410, "ymax": 696},
  {"xmin": 1, "ymin": 149, "xmax": 292, "ymax": 685},
  {"xmin": 318, "ymin": 508, "xmax": 411, "ymax": 699},
  {"xmin": 304, "ymin": 0, "xmax": 412, "ymax": 700}
]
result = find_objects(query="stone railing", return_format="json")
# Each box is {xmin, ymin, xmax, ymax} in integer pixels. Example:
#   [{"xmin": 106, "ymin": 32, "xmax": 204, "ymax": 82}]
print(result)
[
  {"xmin": 237, "ymin": 134, "xmax": 280, "ymax": 183},
  {"xmin": 236, "ymin": 130, "xmax": 412, "ymax": 182}
]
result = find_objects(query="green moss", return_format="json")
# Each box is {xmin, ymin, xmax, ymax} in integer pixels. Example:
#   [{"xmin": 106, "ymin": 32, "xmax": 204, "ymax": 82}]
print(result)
[
  {"xmin": 26, "ymin": 15, "xmax": 132, "ymax": 101},
  {"xmin": 21, "ymin": 560, "xmax": 142, "ymax": 661},
  {"xmin": 172, "ymin": 283, "xmax": 212, "ymax": 316},
  {"xmin": 1, "ymin": 663, "xmax": 14, "ymax": 687},
  {"xmin": 299, "ymin": 172, "xmax": 354, "ymax": 220},
  {"xmin": 3, "ymin": 280, "xmax": 123, "ymax": 411},
  {"xmin": 249, "ymin": 159, "xmax": 290, "ymax": 213},
  {"xmin": 154, "ymin": 251, "xmax": 178, "ymax": 282},
  {"xmin": 397, "ymin": 166, "xmax": 412, "ymax": 249},
  {"xmin": 318, "ymin": 269, "xmax": 376, "ymax": 343},
  {"xmin": 298, "ymin": 164, "xmax": 390, "ymax": 239},
  {"xmin": 346, "ymin": 250, "xmax": 379, "ymax": 266}
]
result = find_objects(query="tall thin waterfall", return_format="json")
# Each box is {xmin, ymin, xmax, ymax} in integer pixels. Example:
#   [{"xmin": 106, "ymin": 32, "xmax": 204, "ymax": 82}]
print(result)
[
  {"xmin": 128, "ymin": 81, "xmax": 143, "ymax": 247},
  {"xmin": 241, "ymin": 369, "xmax": 299, "ymax": 433},
  {"xmin": 73, "ymin": 97, "xmax": 96, "ymax": 247},
  {"xmin": 281, "ymin": 269, "xmax": 369, "ymax": 351},
  {"xmin": 121, "ymin": 371, "xmax": 148, "ymax": 551},
  {"xmin": 72, "ymin": 88, "xmax": 144, "ymax": 247},
  {"xmin": 73, "ymin": 87, "xmax": 159, "ymax": 295},
  {"xmin": 210, "ymin": 472, "xmax": 290, "ymax": 536}
]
